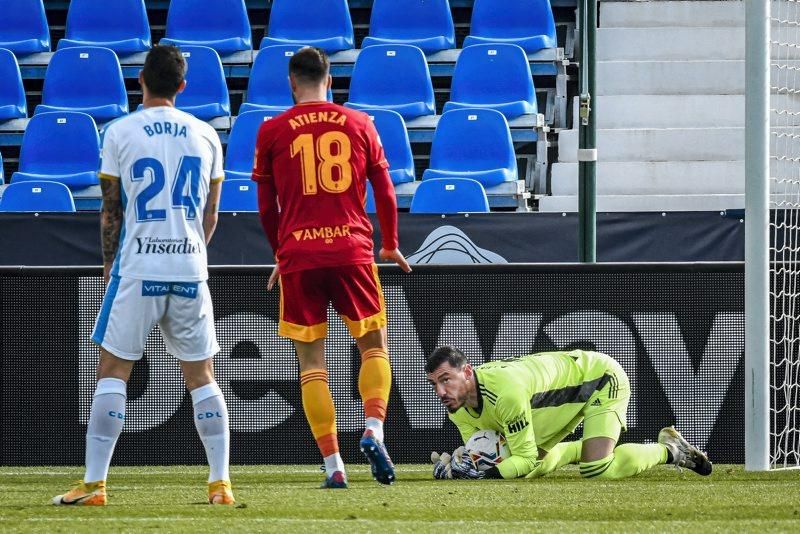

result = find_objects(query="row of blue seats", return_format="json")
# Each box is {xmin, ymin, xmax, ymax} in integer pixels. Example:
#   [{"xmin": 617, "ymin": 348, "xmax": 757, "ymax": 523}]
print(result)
[
  {"xmin": 3, "ymin": 0, "xmax": 556, "ymax": 56},
  {"xmin": 1, "ymin": 42, "xmax": 537, "ymax": 123},
  {"xmin": 3, "ymin": 106, "xmax": 518, "ymax": 191},
  {"xmin": 0, "ymin": 176, "xmax": 491, "ymax": 214}
]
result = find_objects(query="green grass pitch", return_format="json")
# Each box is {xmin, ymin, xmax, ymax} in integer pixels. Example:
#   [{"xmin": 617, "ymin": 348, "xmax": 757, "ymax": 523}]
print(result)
[{"xmin": 1, "ymin": 465, "xmax": 799, "ymax": 532}]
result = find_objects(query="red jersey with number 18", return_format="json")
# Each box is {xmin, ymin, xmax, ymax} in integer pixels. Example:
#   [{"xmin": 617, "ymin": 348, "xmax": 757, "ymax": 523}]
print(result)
[{"xmin": 252, "ymin": 102, "xmax": 395, "ymax": 274}]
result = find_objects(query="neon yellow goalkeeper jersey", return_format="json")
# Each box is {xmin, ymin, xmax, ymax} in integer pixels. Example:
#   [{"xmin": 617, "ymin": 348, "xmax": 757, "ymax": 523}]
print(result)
[{"xmin": 448, "ymin": 350, "xmax": 625, "ymax": 479}]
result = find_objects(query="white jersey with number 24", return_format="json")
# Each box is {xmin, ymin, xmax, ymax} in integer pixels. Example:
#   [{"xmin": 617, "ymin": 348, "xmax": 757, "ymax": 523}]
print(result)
[{"xmin": 99, "ymin": 106, "xmax": 224, "ymax": 282}]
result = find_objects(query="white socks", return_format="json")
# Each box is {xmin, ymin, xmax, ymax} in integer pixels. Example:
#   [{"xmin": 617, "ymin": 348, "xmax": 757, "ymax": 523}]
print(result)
[
  {"xmin": 191, "ymin": 382, "xmax": 231, "ymax": 483},
  {"xmin": 84, "ymin": 378, "xmax": 127, "ymax": 483},
  {"xmin": 84, "ymin": 379, "xmax": 231, "ymax": 484},
  {"xmin": 324, "ymin": 453, "xmax": 346, "ymax": 477},
  {"xmin": 365, "ymin": 417, "xmax": 384, "ymax": 443}
]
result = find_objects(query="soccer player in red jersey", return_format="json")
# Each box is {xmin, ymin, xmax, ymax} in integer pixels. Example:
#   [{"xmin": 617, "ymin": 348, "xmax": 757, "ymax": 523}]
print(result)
[{"xmin": 252, "ymin": 47, "xmax": 411, "ymax": 488}]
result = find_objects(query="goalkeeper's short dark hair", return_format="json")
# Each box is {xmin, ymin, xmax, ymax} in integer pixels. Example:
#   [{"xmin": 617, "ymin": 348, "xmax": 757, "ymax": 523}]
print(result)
[
  {"xmin": 289, "ymin": 46, "xmax": 330, "ymax": 85},
  {"xmin": 141, "ymin": 45, "xmax": 186, "ymax": 99},
  {"xmin": 425, "ymin": 346, "xmax": 468, "ymax": 374}
]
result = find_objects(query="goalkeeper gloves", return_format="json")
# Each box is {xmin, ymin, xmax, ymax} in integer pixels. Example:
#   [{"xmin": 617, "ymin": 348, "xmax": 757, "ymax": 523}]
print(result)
[
  {"xmin": 431, "ymin": 447, "xmax": 485, "ymax": 480},
  {"xmin": 450, "ymin": 448, "xmax": 485, "ymax": 480},
  {"xmin": 431, "ymin": 451, "xmax": 453, "ymax": 479}
]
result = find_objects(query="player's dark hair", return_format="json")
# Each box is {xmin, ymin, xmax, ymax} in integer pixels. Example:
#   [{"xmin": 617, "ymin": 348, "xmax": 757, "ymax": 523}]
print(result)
[
  {"xmin": 289, "ymin": 46, "xmax": 330, "ymax": 85},
  {"xmin": 141, "ymin": 45, "xmax": 186, "ymax": 99},
  {"xmin": 425, "ymin": 346, "xmax": 468, "ymax": 374}
]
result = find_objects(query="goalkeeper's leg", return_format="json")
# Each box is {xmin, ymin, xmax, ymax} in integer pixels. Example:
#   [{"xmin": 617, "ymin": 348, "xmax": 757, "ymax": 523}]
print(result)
[
  {"xmin": 579, "ymin": 437, "xmax": 669, "ymax": 480},
  {"xmin": 525, "ymin": 440, "xmax": 582, "ymax": 479},
  {"xmin": 295, "ymin": 339, "xmax": 346, "ymax": 487},
  {"xmin": 578, "ymin": 364, "xmax": 670, "ymax": 480},
  {"xmin": 579, "ymin": 410, "xmax": 669, "ymax": 480}
]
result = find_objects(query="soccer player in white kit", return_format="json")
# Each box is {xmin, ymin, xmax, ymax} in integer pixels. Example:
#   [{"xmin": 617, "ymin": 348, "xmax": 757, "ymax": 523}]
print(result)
[{"xmin": 53, "ymin": 46, "xmax": 234, "ymax": 506}]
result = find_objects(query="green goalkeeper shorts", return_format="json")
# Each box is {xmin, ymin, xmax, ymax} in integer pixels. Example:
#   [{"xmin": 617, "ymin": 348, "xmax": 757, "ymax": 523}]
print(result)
[
  {"xmin": 581, "ymin": 357, "xmax": 631, "ymax": 442},
  {"xmin": 536, "ymin": 356, "xmax": 631, "ymax": 451}
]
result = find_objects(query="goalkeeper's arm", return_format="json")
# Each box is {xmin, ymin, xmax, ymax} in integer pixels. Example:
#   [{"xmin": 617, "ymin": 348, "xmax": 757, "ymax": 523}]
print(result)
[{"xmin": 486, "ymin": 396, "xmax": 542, "ymax": 479}]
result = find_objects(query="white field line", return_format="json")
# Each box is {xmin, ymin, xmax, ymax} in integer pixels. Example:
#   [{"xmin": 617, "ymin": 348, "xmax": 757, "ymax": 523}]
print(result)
[{"xmin": 0, "ymin": 466, "xmax": 435, "ymax": 476}]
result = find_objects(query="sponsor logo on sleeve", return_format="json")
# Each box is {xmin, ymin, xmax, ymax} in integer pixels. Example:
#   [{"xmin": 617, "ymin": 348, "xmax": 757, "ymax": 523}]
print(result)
[{"xmin": 506, "ymin": 415, "xmax": 530, "ymax": 434}]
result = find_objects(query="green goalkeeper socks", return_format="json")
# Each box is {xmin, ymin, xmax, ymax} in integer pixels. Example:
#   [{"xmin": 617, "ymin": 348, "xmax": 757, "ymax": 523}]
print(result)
[{"xmin": 579, "ymin": 443, "xmax": 668, "ymax": 480}]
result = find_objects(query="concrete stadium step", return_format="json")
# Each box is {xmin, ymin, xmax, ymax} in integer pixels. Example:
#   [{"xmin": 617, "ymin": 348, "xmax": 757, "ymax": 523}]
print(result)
[
  {"xmin": 601, "ymin": 1, "xmax": 745, "ymax": 29},
  {"xmin": 597, "ymin": 27, "xmax": 746, "ymax": 61},
  {"xmin": 557, "ymin": 127, "xmax": 745, "ymax": 162},
  {"xmin": 550, "ymin": 161, "xmax": 744, "ymax": 196},
  {"xmin": 551, "ymin": 159, "xmax": 800, "ymax": 196},
  {"xmin": 538, "ymin": 194, "xmax": 745, "ymax": 212},
  {"xmin": 596, "ymin": 95, "xmax": 742, "ymax": 128},
  {"xmin": 598, "ymin": 60, "xmax": 744, "ymax": 95},
  {"xmin": 601, "ymin": 1, "xmax": 795, "ymax": 29},
  {"xmin": 597, "ymin": 27, "xmax": 800, "ymax": 61},
  {"xmin": 600, "ymin": 60, "xmax": 800, "ymax": 96},
  {"xmin": 559, "ymin": 126, "xmax": 800, "ymax": 163},
  {"xmin": 597, "ymin": 94, "xmax": 800, "ymax": 129}
]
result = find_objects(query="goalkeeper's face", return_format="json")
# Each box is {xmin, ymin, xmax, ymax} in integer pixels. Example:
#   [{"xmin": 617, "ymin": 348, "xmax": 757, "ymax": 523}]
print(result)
[{"xmin": 426, "ymin": 362, "xmax": 474, "ymax": 413}]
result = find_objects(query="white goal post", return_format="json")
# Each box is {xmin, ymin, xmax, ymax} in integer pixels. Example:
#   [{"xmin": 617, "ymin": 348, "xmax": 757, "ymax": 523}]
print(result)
[{"xmin": 746, "ymin": 0, "xmax": 800, "ymax": 471}]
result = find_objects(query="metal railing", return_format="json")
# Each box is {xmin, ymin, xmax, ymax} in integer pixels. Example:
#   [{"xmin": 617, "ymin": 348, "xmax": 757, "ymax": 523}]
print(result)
[{"xmin": 577, "ymin": 0, "xmax": 597, "ymax": 263}]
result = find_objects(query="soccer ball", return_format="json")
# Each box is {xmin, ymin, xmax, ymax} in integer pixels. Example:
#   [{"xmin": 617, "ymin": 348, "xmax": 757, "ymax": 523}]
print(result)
[{"xmin": 464, "ymin": 430, "xmax": 510, "ymax": 471}]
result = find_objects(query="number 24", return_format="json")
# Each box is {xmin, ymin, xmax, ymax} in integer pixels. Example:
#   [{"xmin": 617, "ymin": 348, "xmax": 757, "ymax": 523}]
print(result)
[{"xmin": 132, "ymin": 156, "xmax": 201, "ymax": 222}]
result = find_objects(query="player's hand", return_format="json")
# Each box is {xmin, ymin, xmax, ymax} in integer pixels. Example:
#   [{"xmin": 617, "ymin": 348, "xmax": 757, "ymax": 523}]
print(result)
[
  {"xmin": 450, "ymin": 449, "xmax": 485, "ymax": 480},
  {"xmin": 267, "ymin": 265, "xmax": 280, "ymax": 290},
  {"xmin": 431, "ymin": 451, "xmax": 453, "ymax": 479},
  {"xmin": 379, "ymin": 248, "xmax": 412, "ymax": 273}
]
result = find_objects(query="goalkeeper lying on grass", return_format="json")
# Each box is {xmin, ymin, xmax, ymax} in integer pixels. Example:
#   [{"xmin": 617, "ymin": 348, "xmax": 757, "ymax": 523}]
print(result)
[{"xmin": 425, "ymin": 347, "xmax": 712, "ymax": 480}]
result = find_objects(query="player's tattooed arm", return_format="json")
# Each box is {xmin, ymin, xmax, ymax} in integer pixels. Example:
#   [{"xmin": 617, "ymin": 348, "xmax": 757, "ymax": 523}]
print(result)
[{"xmin": 99, "ymin": 177, "xmax": 122, "ymax": 282}]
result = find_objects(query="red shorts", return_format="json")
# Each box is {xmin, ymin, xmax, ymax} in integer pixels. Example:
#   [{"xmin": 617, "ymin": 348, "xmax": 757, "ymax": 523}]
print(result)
[{"xmin": 278, "ymin": 263, "xmax": 386, "ymax": 342}]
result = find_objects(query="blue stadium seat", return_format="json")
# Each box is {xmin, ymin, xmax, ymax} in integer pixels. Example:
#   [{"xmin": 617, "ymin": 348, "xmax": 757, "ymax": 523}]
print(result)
[
  {"xmin": 0, "ymin": 181, "xmax": 76, "ymax": 212},
  {"xmin": 410, "ymin": 178, "xmax": 489, "ymax": 214},
  {"xmin": 175, "ymin": 46, "xmax": 230, "ymax": 120},
  {"xmin": 58, "ymin": 0, "xmax": 151, "ymax": 55},
  {"xmin": 345, "ymin": 45, "xmax": 435, "ymax": 121},
  {"xmin": 261, "ymin": 0, "xmax": 354, "ymax": 53},
  {"xmin": 362, "ymin": 0, "xmax": 455, "ymax": 54},
  {"xmin": 241, "ymin": 46, "xmax": 335, "ymax": 114},
  {"xmin": 443, "ymin": 44, "xmax": 536, "ymax": 119},
  {"xmin": 11, "ymin": 111, "xmax": 100, "ymax": 189},
  {"xmin": 0, "ymin": 48, "xmax": 27, "ymax": 120},
  {"xmin": 422, "ymin": 109, "xmax": 517, "ymax": 187},
  {"xmin": 240, "ymin": 45, "xmax": 303, "ymax": 114},
  {"xmin": 35, "ymin": 47, "xmax": 127, "ymax": 123},
  {"xmin": 225, "ymin": 110, "xmax": 275, "ymax": 180},
  {"xmin": 160, "ymin": 0, "xmax": 252, "ymax": 55},
  {"xmin": 364, "ymin": 180, "xmax": 376, "ymax": 214},
  {"xmin": 0, "ymin": 151, "xmax": 4, "ymax": 183},
  {"xmin": 0, "ymin": 0, "xmax": 50, "ymax": 55},
  {"xmin": 464, "ymin": 0, "xmax": 557, "ymax": 53},
  {"xmin": 220, "ymin": 179, "xmax": 258, "ymax": 212},
  {"xmin": 365, "ymin": 109, "xmax": 415, "ymax": 185}
]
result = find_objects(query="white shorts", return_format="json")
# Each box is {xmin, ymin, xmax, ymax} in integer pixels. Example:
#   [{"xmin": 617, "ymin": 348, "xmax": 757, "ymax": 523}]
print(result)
[{"xmin": 91, "ymin": 276, "xmax": 219, "ymax": 361}]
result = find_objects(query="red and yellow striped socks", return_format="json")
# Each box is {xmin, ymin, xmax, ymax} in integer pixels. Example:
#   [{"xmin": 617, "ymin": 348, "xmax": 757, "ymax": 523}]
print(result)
[
  {"xmin": 299, "ymin": 369, "xmax": 339, "ymax": 458},
  {"xmin": 359, "ymin": 348, "xmax": 392, "ymax": 422}
]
